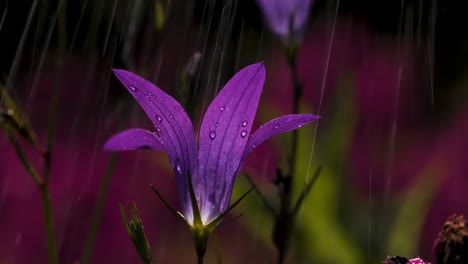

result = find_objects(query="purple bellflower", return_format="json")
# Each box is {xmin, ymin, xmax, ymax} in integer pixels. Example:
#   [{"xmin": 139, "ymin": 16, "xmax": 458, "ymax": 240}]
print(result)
[
  {"xmin": 104, "ymin": 62, "xmax": 318, "ymax": 256},
  {"xmin": 256, "ymin": 0, "xmax": 312, "ymax": 43}
]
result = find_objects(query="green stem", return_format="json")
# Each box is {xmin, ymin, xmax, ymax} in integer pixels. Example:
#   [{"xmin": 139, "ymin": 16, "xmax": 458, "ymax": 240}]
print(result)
[
  {"xmin": 39, "ymin": 184, "xmax": 59, "ymax": 264},
  {"xmin": 8, "ymin": 133, "xmax": 59, "ymax": 264},
  {"xmin": 275, "ymin": 45, "xmax": 301, "ymax": 264},
  {"xmin": 7, "ymin": 133, "xmax": 42, "ymax": 186},
  {"xmin": 197, "ymin": 255, "xmax": 204, "ymax": 264},
  {"xmin": 287, "ymin": 50, "xmax": 302, "ymax": 186},
  {"xmin": 81, "ymin": 153, "xmax": 117, "ymax": 264}
]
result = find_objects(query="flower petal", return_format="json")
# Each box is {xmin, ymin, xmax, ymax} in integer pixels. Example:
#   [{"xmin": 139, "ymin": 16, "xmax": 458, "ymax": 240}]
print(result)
[
  {"xmin": 113, "ymin": 69, "xmax": 197, "ymax": 222},
  {"xmin": 243, "ymin": 114, "xmax": 319, "ymax": 159},
  {"xmin": 103, "ymin": 128, "xmax": 163, "ymax": 151},
  {"xmin": 256, "ymin": 0, "xmax": 311, "ymax": 40},
  {"xmin": 197, "ymin": 62, "xmax": 265, "ymax": 223}
]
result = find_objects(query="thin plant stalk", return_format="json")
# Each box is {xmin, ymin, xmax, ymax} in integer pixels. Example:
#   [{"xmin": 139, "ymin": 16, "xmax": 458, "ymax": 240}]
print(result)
[
  {"xmin": 39, "ymin": 184, "xmax": 58, "ymax": 264},
  {"xmin": 197, "ymin": 255, "xmax": 204, "ymax": 264},
  {"xmin": 80, "ymin": 153, "xmax": 118, "ymax": 264},
  {"xmin": 7, "ymin": 132, "xmax": 59, "ymax": 264},
  {"xmin": 276, "ymin": 47, "xmax": 302, "ymax": 264},
  {"xmin": 286, "ymin": 51, "xmax": 302, "ymax": 194},
  {"xmin": 81, "ymin": 101, "xmax": 129, "ymax": 263}
]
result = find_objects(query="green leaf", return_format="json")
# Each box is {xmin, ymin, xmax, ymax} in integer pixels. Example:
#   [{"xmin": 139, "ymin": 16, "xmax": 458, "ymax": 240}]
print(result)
[
  {"xmin": 386, "ymin": 165, "xmax": 441, "ymax": 257},
  {"xmin": 290, "ymin": 72, "xmax": 363, "ymax": 263}
]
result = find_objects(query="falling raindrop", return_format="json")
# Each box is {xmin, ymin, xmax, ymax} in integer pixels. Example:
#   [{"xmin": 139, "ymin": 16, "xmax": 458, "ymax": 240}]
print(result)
[
  {"xmin": 219, "ymin": 106, "xmax": 225, "ymax": 112},
  {"xmin": 242, "ymin": 120, "xmax": 248, "ymax": 127},
  {"xmin": 273, "ymin": 124, "xmax": 280, "ymax": 129},
  {"xmin": 129, "ymin": 85, "xmax": 137, "ymax": 91},
  {"xmin": 156, "ymin": 115, "xmax": 162, "ymax": 122},
  {"xmin": 240, "ymin": 130, "xmax": 247, "ymax": 138},
  {"xmin": 209, "ymin": 131, "xmax": 216, "ymax": 139}
]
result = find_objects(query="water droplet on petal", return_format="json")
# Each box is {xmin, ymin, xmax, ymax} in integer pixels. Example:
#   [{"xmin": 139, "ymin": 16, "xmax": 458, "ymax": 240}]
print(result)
[
  {"xmin": 297, "ymin": 123, "xmax": 303, "ymax": 128},
  {"xmin": 273, "ymin": 124, "xmax": 280, "ymax": 129},
  {"xmin": 159, "ymin": 98, "xmax": 164, "ymax": 101},
  {"xmin": 148, "ymin": 92, "xmax": 152, "ymax": 96},
  {"xmin": 215, "ymin": 123, "xmax": 219, "ymax": 127},
  {"xmin": 156, "ymin": 115, "xmax": 162, "ymax": 122},
  {"xmin": 240, "ymin": 130, "xmax": 247, "ymax": 138},
  {"xmin": 209, "ymin": 131, "xmax": 216, "ymax": 139},
  {"xmin": 242, "ymin": 120, "xmax": 248, "ymax": 127},
  {"xmin": 169, "ymin": 114, "xmax": 174, "ymax": 119},
  {"xmin": 219, "ymin": 106, "xmax": 225, "ymax": 112},
  {"xmin": 129, "ymin": 85, "xmax": 137, "ymax": 91},
  {"xmin": 174, "ymin": 158, "xmax": 182, "ymax": 175},
  {"xmin": 156, "ymin": 127, "xmax": 161, "ymax": 132}
]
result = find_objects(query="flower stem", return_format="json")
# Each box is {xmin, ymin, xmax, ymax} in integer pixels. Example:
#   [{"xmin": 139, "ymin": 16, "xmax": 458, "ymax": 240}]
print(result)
[
  {"xmin": 7, "ymin": 133, "xmax": 58, "ymax": 264},
  {"xmin": 39, "ymin": 184, "xmax": 58, "ymax": 264},
  {"xmin": 81, "ymin": 153, "xmax": 117, "ymax": 264},
  {"xmin": 197, "ymin": 255, "xmax": 204, "ymax": 264},
  {"xmin": 287, "ymin": 48, "xmax": 302, "ymax": 187},
  {"xmin": 275, "ymin": 45, "xmax": 301, "ymax": 264}
]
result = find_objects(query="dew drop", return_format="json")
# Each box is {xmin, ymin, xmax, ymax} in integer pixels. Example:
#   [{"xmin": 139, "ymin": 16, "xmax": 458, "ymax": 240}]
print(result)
[
  {"xmin": 219, "ymin": 106, "xmax": 225, "ymax": 112},
  {"xmin": 209, "ymin": 131, "xmax": 216, "ymax": 139},
  {"xmin": 242, "ymin": 120, "xmax": 248, "ymax": 127},
  {"xmin": 156, "ymin": 128, "xmax": 161, "ymax": 133},
  {"xmin": 297, "ymin": 123, "xmax": 303, "ymax": 128},
  {"xmin": 152, "ymin": 131, "xmax": 160, "ymax": 139},
  {"xmin": 148, "ymin": 92, "xmax": 152, "ymax": 96},
  {"xmin": 273, "ymin": 124, "xmax": 280, "ymax": 129},
  {"xmin": 129, "ymin": 85, "xmax": 137, "ymax": 91},
  {"xmin": 240, "ymin": 130, "xmax": 247, "ymax": 138},
  {"xmin": 215, "ymin": 123, "xmax": 219, "ymax": 127},
  {"xmin": 174, "ymin": 158, "xmax": 183, "ymax": 175},
  {"xmin": 159, "ymin": 98, "xmax": 164, "ymax": 101},
  {"xmin": 156, "ymin": 115, "xmax": 162, "ymax": 122},
  {"xmin": 169, "ymin": 114, "xmax": 174, "ymax": 119}
]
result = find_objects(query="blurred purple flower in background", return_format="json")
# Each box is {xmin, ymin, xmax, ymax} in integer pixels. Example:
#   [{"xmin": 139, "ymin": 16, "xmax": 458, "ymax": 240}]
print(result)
[
  {"xmin": 408, "ymin": 257, "xmax": 431, "ymax": 264},
  {"xmin": 256, "ymin": 0, "xmax": 312, "ymax": 42},
  {"xmin": 383, "ymin": 256, "xmax": 431, "ymax": 264},
  {"xmin": 104, "ymin": 62, "xmax": 319, "ymax": 225}
]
